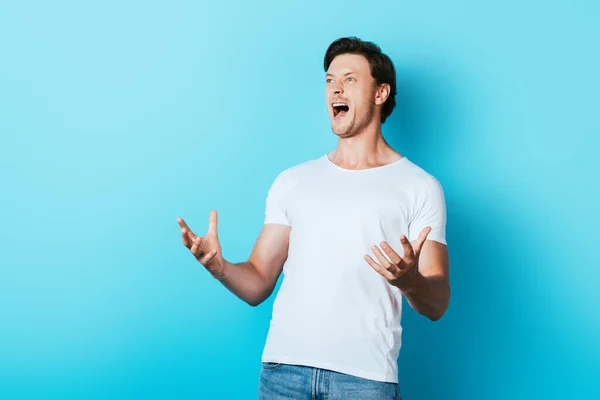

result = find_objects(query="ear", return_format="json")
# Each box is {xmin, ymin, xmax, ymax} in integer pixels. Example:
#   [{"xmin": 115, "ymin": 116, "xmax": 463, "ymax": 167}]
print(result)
[{"xmin": 374, "ymin": 83, "xmax": 391, "ymax": 106}]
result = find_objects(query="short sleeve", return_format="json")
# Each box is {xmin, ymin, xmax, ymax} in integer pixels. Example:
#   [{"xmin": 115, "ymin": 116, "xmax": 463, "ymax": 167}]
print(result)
[
  {"xmin": 408, "ymin": 176, "xmax": 447, "ymax": 245},
  {"xmin": 263, "ymin": 171, "xmax": 291, "ymax": 226}
]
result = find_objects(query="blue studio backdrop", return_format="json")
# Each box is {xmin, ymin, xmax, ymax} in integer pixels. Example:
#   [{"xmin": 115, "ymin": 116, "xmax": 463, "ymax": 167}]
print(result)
[{"xmin": 1, "ymin": 1, "xmax": 598, "ymax": 399}]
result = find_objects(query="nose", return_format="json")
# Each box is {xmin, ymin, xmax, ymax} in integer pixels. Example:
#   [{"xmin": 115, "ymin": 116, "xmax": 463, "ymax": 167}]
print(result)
[{"xmin": 330, "ymin": 83, "xmax": 343, "ymax": 96}]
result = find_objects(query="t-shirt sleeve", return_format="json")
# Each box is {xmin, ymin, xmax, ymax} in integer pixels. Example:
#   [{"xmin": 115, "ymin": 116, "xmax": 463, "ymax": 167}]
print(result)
[
  {"xmin": 408, "ymin": 176, "xmax": 447, "ymax": 245},
  {"xmin": 263, "ymin": 171, "xmax": 291, "ymax": 226}
]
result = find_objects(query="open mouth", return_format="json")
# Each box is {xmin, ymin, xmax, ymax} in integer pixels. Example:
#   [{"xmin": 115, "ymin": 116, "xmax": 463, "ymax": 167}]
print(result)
[{"xmin": 332, "ymin": 102, "xmax": 350, "ymax": 119}]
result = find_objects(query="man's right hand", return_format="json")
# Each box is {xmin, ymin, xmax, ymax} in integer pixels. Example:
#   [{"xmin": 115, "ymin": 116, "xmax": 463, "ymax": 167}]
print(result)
[{"xmin": 177, "ymin": 210, "xmax": 225, "ymax": 279}]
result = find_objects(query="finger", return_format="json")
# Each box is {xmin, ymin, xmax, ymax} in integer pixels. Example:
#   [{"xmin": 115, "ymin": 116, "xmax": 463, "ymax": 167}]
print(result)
[
  {"xmin": 177, "ymin": 217, "xmax": 191, "ymax": 231},
  {"xmin": 199, "ymin": 250, "xmax": 218, "ymax": 266},
  {"xmin": 207, "ymin": 210, "xmax": 218, "ymax": 236},
  {"xmin": 413, "ymin": 226, "xmax": 432, "ymax": 254},
  {"xmin": 185, "ymin": 229, "xmax": 197, "ymax": 243},
  {"xmin": 372, "ymin": 245, "xmax": 401, "ymax": 276},
  {"xmin": 399, "ymin": 235, "xmax": 415, "ymax": 262},
  {"xmin": 190, "ymin": 236, "xmax": 203, "ymax": 257},
  {"xmin": 178, "ymin": 218, "xmax": 197, "ymax": 246},
  {"xmin": 182, "ymin": 229, "xmax": 198, "ymax": 248},
  {"xmin": 181, "ymin": 228, "xmax": 192, "ymax": 248},
  {"xmin": 380, "ymin": 241, "xmax": 404, "ymax": 265},
  {"xmin": 364, "ymin": 255, "xmax": 396, "ymax": 281}
]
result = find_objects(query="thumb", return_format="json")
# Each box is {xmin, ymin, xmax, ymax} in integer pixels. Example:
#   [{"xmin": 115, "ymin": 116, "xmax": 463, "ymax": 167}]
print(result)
[
  {"xmin": 208, "ymin": 209, "xmax": 218, "ymax": 236},
  {"xmin": 413, "ymin": 226, "xmax": 432, "ymax": 254}
]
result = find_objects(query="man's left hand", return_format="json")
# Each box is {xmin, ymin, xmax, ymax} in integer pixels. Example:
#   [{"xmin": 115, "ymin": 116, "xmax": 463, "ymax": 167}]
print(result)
[{"xmin": 364, "ymin": 226, "xmax": 431, "ymax": 292}]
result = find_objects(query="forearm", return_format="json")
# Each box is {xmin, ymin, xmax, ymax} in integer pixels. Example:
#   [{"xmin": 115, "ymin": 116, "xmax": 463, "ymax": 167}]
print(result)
[
  {"xmin": 212, "ymin": 259, "xmax": 271, "ymax": 307},
  {"xmin": 403, "ymin": 274, "xmax": 450, "ymax": 321}
]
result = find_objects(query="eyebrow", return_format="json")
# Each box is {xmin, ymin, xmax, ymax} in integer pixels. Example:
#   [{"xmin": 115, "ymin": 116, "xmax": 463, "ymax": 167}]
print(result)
[{"xmin": 325, "ymin": 71, "xmax": 357, "ymax": 78}]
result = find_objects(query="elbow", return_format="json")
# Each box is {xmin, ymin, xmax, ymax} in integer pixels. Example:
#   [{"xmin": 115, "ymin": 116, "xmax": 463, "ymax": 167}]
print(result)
[
  {"xmin": 429, "ymin": 292, "xmax": 450, "ymax": 321},
  {"xmin": 246, "ymin": 287, "xmax": 274, "ymax": 308},
  {"xmin": 246, "ymin": 296, "xmax": 266, "ymax": 307},
  {"xmin": 428, "ymin": 309, "xmax": 446, "ymax": 321}
]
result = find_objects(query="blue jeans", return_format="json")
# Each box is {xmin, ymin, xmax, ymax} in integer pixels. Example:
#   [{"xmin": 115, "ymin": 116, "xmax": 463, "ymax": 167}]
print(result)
[{"xmin": 258, "ymin": 362, "xmax": 401, "ymax": 399}]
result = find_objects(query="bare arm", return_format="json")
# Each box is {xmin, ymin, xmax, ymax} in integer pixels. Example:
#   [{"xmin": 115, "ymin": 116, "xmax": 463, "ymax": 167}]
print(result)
[
  {"xmin": 217, "ymin": 223, "xmax": 291, "ymax": 306},
  {"xmin": 402, "ymin": 239, "xmax": 450, "ymax": 321},
  {"xmin": 177, "ymin": 211, "xmax": 290, "ymax": 307}
]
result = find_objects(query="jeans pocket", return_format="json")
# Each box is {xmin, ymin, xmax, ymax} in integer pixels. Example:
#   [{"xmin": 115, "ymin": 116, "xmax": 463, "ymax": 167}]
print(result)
[{"xmin": 261, "ymin": 362, "xmax": 284, "ymax": 370}]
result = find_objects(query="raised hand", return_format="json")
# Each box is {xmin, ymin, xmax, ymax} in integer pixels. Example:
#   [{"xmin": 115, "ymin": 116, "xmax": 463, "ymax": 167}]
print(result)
[
  {"xmin": 364, "ymin": 226, "xmax": 432, "ymax": 292},
  {"xmin": 177, "ymin": 210, "xmax": 224, "ymax": 279}
]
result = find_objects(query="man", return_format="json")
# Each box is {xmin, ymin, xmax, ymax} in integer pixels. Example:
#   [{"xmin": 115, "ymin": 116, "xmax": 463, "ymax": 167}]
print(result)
[{"xmin": 177, "ymin": 37, "xmax": 450, "ymax": 399}]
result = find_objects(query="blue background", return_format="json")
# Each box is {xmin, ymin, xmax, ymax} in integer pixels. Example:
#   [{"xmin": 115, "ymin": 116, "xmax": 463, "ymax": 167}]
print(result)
[{"xmin": 1, "ymin": 1, "xmax": 598, "ymax": 399}]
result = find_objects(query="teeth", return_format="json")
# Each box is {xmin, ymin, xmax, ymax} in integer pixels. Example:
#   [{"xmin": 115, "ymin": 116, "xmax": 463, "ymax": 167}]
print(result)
[{"xmin": 333, "ymin": 102, "xmax": 348, "ymax": 107}]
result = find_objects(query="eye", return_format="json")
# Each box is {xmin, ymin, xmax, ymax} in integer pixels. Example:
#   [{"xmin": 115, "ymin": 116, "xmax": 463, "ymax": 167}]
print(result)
[
  {"xmin": 326, "ymin": 78, "xmax": 333, "ymax": 83},
  {"xmin": 346, "ymin": 77, "xmax": 355, "ymax": 82}
]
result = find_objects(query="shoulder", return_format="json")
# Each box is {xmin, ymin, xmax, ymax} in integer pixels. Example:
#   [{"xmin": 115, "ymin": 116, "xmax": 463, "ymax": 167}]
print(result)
[
  {"xmin": 397, "ymin": 158, "xmax": 445, "ymax": 196},
  {"xmin": 272, "ymin": 154, "xmax": 325, "ymax": 183}
]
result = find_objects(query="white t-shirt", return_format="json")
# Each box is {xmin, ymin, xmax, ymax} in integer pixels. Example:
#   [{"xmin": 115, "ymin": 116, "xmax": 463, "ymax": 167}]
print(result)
[{"xmin": 260, "ymin": 153, "xmax": 447, "ymax": 383}]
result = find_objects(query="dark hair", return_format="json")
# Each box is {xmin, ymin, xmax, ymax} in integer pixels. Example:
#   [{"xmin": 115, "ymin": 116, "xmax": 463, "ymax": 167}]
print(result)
[{"xmin": 324, "ymin": 37, "xmax": 397, "ymax": 123}]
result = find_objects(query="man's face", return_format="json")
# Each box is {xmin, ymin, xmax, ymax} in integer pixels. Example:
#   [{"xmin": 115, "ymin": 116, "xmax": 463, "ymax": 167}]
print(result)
[{"xmin": 325, "ymin": 53, "xmax": 378, "ymax": 138}]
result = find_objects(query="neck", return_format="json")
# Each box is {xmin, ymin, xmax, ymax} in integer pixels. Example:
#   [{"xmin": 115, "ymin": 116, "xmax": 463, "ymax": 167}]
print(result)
[{"xmin": 330, "ymin": 119, "xmax": 402, "ymax": 169}]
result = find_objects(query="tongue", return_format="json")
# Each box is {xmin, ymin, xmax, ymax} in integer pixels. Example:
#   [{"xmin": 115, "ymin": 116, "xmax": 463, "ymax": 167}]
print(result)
[{"xmin": 336, "ymin": 110, "xmax": 347, "ymax": 118}]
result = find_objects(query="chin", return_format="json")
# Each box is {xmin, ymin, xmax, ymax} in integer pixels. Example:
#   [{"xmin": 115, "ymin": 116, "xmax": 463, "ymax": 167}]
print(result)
[
  {"xmin": 331, "ymin": 127, "xmax": 353, "ymax": 138},
  {"xmin": 330, "ymin": 120, "xmax": 350, "ymax": 136},
  {"xmin": 332, "ymin": 120, "xmax": 357, "ymax": 136},
  {"xmin": 330, "ymin": 124, "xmax": 346, "ymax": 136}
]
